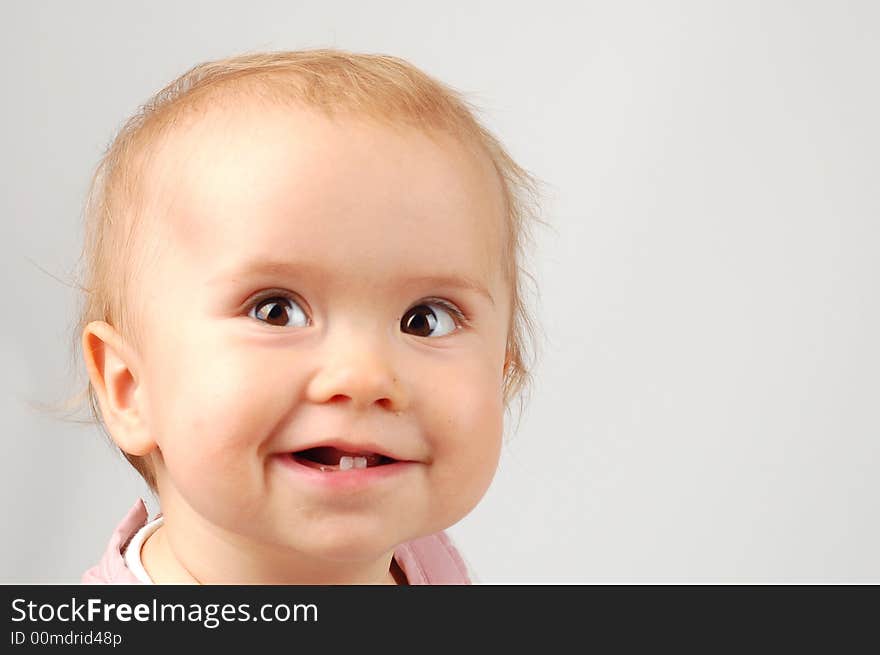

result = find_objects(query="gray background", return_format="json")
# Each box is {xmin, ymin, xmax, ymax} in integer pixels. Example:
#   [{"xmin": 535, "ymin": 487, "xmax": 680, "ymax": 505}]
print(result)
[{"xmin": 2, "ymin": 1, "xmax": 878, "ymax": 583}]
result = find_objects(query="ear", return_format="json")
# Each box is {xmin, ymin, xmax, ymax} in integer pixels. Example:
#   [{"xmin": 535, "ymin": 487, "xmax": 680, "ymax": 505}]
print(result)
[{"xmin": 82, "ymin": 321, "xmax": 156, "ymax": 457}]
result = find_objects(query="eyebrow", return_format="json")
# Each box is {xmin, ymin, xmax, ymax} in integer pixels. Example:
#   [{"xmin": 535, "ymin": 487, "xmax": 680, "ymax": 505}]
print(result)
[{"xmin": 211, "ymin": 259, "xmax": 495, "ymax": 306}]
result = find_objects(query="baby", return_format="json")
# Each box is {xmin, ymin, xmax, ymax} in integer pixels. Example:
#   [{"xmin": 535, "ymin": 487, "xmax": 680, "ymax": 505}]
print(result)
[{"xmin": 76, "ymin": 49, "xmax": 544, "ymax": 584}]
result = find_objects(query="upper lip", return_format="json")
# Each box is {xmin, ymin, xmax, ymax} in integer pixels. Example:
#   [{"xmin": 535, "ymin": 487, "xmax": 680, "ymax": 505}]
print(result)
[{"xmin": 285, "ymin": 438, "xmax": 407, "ymax": 462}]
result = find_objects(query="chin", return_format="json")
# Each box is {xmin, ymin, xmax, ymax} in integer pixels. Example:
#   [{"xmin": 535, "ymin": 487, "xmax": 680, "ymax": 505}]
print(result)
[{"xmin": 288, "ymin": 520, "xmax": 415, "ymax": 563}]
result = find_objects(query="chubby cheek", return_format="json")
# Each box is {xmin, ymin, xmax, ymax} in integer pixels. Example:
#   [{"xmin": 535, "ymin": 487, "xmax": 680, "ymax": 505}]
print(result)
[
  {"xmin": 424, "ymin": 361, "xmax": 505, "ymax": 524},
  {"xmin": 145, "ymin": 329, "xmax": 284, "ymax": 512}
]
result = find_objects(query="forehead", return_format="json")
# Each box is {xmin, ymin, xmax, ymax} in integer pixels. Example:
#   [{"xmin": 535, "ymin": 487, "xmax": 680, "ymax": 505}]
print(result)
[{"xmin": 143, "ymin": 103, "xmax": 507, "ymax": 292}]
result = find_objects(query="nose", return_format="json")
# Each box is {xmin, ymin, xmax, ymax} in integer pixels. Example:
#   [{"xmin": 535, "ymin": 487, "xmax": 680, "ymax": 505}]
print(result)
[{"xmin": 305, "ymin": 324, "xmax": 407, "ymax": 412}]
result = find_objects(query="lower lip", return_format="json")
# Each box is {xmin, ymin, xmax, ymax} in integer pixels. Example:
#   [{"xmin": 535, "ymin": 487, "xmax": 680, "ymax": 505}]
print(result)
[{"xmin": 274, "ymin": 453, "xmax": 416, "ymax": 490}]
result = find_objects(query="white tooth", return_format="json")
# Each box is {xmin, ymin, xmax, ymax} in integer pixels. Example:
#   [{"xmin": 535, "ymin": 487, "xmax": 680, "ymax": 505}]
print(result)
[
  {"xmin": 353, "ymin": 456, "xmax": 368, "ymax": 469},
  {"xmin": 339, "ymin": 456, "xmax": 354, "ymax": 470}
]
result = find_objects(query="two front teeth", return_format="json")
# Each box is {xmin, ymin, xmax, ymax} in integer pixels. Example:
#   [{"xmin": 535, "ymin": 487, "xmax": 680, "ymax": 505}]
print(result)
[
  {"xmin": 292, "ymin": 448, "xmax": 387, "ymax": 472},
  {"xmin": 313, "ymin": 455, "xmax": 370, "ymax": 472},
  {"xmin": 338, "ymin": 456, "xmax": 368, "ymax": 470}
]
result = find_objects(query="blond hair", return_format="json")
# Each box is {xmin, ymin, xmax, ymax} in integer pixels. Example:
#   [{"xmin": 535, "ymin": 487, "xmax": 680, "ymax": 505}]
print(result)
[{"xmin": 59, "ymin": 48, "xmax": 548, "ymax": 492}]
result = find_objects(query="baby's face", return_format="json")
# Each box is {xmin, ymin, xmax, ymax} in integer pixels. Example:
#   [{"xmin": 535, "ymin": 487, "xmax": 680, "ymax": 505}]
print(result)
[{"xmin": 135, "ymin": 104, "xmax": 510, "ymax": 568}]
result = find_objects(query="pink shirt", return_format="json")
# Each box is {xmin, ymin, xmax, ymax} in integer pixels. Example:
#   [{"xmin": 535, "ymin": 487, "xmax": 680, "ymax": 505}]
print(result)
[{"xmin": 81, "ymin": 499, "xmax": 471, "ymax": 585}]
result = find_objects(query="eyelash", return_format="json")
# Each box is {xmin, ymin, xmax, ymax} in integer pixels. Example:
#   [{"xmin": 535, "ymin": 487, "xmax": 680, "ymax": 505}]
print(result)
[
  {"xmin": 246, "ymin": 290, "xmax": 471, "ymax": 329},
  {"xmin": 421, "ymin": 297, "xmax": 470, "ymax": 328}
]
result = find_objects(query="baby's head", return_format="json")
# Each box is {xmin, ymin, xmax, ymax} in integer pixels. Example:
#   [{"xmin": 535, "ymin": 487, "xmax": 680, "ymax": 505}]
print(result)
[{"xmin": 74, "ymin": 49, "xmax": 545, "ymax": 580}]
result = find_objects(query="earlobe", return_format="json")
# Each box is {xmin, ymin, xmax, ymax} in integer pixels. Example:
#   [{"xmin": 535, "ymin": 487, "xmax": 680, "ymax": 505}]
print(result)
[{"xmin": 81, "ymin": 321, "xmax": 156, "ymax": 457}]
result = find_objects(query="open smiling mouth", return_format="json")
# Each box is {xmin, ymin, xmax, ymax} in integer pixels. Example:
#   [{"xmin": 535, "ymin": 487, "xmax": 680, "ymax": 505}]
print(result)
[{"xmin": 290, "ymin": 447, "xmax": 397, "ymax": 472}]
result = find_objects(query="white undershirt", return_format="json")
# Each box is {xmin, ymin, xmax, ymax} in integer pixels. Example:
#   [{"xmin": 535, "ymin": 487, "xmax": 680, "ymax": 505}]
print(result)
[{"xmin": 122, "ymin": 516, "xmax": 163, "ymax": 584}]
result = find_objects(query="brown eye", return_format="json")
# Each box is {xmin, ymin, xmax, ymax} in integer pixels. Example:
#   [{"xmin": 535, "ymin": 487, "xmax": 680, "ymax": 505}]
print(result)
[
  {"xmin": 249, "ymin": 296, "xmax": 308, "ymax": 328},
  {"xmin": 401, "ymin": 302, "xmax": 461, "ymax": 338}
]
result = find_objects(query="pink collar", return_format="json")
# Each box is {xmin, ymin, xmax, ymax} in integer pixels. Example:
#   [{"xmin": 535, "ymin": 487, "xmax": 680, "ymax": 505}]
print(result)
[{"xmin": 82, "ymin": 499, "xmax": 471, "ymax": 585}]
